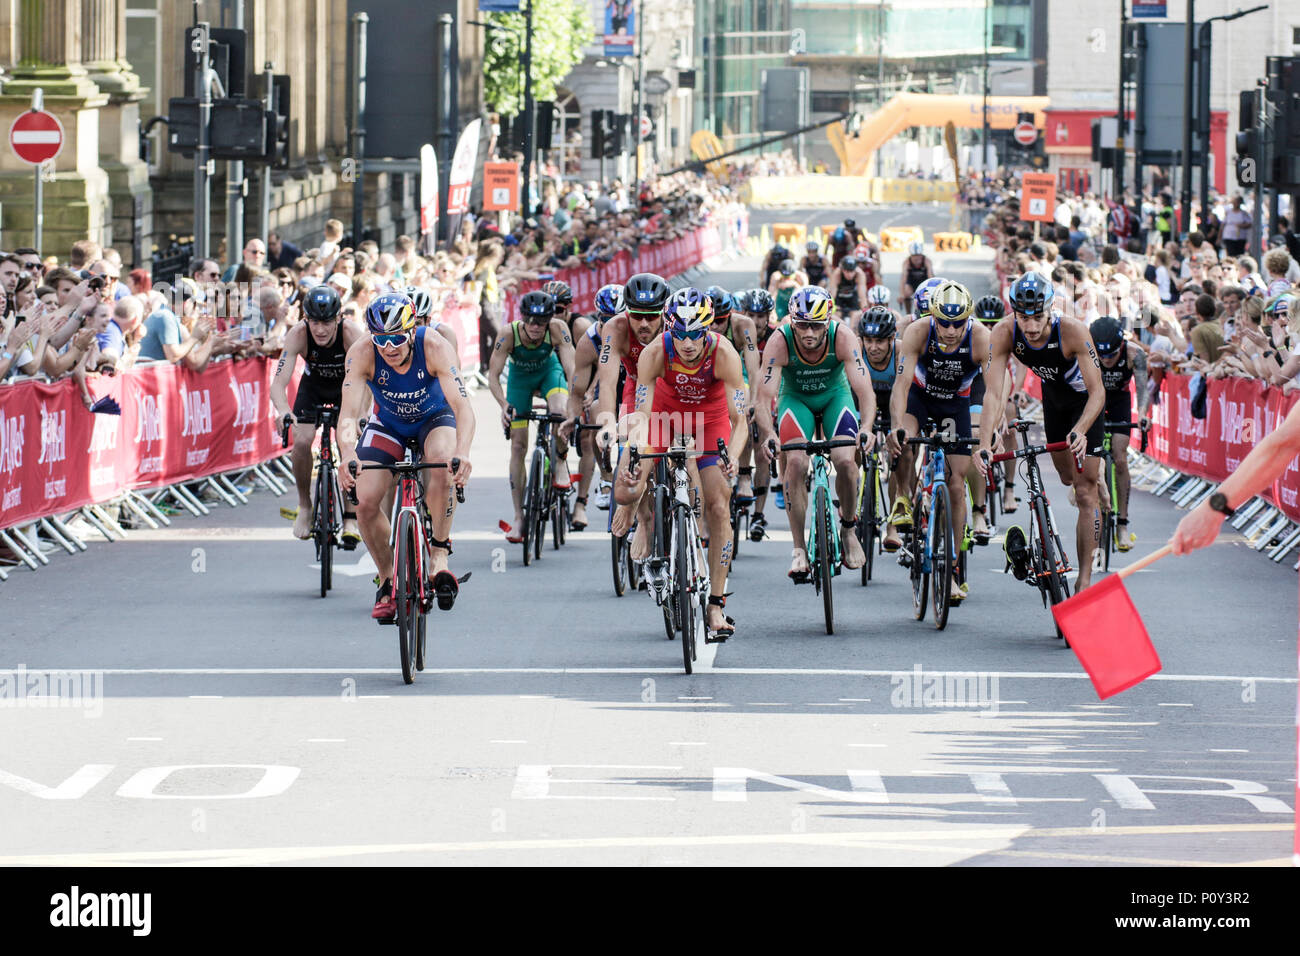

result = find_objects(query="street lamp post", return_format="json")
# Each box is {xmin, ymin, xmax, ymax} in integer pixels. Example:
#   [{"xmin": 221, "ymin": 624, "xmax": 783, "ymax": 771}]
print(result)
[
  {"xmin": 523, "ymin": 0, "xmax": 536, "ymax": 217},
  {"xmin": 982, "ymin": 0, "xmax": 989, "ymax": 179},
  {"xmin": 1180, "ymin": 0, "xmax": 1195, "ymax": 235},
  {"xmin": 877, "ymin": 0, "xmax": 885, "ymax": 177},
  {"xmin": 634, "ymin": 0, "xmax": 646, "ymax": 186}
]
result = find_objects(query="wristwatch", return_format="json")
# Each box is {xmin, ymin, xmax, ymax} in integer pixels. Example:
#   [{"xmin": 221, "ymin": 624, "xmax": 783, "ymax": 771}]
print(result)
[{"xmin": 1208, "ymin": 492, "xmax": 1234, "ymax": 518}]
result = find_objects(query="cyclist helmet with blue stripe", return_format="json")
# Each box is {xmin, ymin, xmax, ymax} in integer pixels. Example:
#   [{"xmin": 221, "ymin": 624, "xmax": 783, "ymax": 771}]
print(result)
[
  {"xmin": 594, "ymin": 283, "xmax": 624, "ymax": 318},
  {"xmin": 365, "ymin": 292, "xmax": 416, "ymax": 335},
  {"xmin": 1009, "ymin": 271, "xmax": 1055, "ymax": 317}
]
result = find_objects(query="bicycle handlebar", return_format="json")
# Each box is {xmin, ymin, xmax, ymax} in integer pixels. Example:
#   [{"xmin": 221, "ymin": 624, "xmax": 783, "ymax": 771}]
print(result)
[
  {"xmin": 990, "ymin": 440, "xmax": 1073, "ymax": 465},
  {"xmin": 345, "ymin": 457, "xmax": 466, "ymax": 505},
  {"xmin": 1103, "ymin": 420, "xmax": 1138, "ymax": 432},
  {"xmin": 779, "ymin": 437, "xmax": 861, "ymax": 453},
  {"xmin": 573, "ymin": 420, "xmax": 613, "ymax": 472}
]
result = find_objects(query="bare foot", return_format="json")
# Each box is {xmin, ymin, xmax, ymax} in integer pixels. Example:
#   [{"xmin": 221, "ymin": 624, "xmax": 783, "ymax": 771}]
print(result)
[
  {"xmin": 789, "ymin": 548, "xmax": 810, "ymax": 577},
  {"xmin": 293, "ymin": 506, "xmax": 312, "ymax": 539},
  {"xmin": 841, "ymin": 528, "xmax": 866, "ymax": 569},
  {"xmin": 883, "ymin": 526, "xmax": 902, "ymax": 551},
  {"xmin": 341, "ymin": 517, "xmax": 359, "ymax": 541},
  {"xmin": 737, "ymin": 475, "xmax": 753, "ymax": 498},
  {"xmin": 611, "ymin": 503, "xmax": 634, "ymax": 538},
  {"xmin": 706, "ymin": 604, "xmax": 732, "ymax": 633},
  {"xmin": 571, "ymin": 501, "xmax": 588, "ymax": 528},
  {"xmin": 1002, "ymin": 486, "xmax": 1018, "ymax": 512},
  {"xmin": 630, "ymin": 521, "xmax": 653, "ymax": 561},
  {"xmin": 973, "ymin": 509, "xmax": 989, "ymax": 539}
]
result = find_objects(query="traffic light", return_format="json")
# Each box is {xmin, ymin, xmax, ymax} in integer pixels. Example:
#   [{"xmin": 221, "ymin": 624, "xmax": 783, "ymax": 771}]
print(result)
[
  {"xmin": 1266, "ymin": 56, "xmax": 1300, "ymax": 189},
  {"xmin": 256, "ymin": 73, "xmax": 291, "ymax": 169},
  {"xmin": 590, "ymin": 109, "xmax": 609, "ymax": 159},
  {"xmin": 1236, "ymin": 89, "xmax": 1260, "ymax": 189},
  {"xmin": 166, "ymin": 97, "xmax": 267, "ymax": 160},
  {"xmin": 184, "ymin": 27, "xmax": 247, "ymax": 98}
]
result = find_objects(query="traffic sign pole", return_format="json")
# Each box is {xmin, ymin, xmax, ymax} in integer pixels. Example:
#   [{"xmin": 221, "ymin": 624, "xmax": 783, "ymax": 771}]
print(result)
[{"xmin": 33, "ymin": 90, "xmax": 42, "ymax": 252}]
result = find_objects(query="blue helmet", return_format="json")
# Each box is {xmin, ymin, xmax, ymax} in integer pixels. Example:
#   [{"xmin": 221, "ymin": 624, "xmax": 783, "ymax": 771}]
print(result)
[
  {"xmin": 365, "ymin": 292, "xmax": 415, "ymax": 335},
  {"xmin": 1009, "ymin": 272, "xmax": 1055, "ymax": 317},
  {"xmin": 913, "ymin": 276, "xmax": 944, "ymax": 318},
  {"xmin": 594, "ymin": 283, "xmax": 625, "ymax": 318},
  {"xmin": 705, "ymin": 285, "xmax": 734, "ymax": 321}
]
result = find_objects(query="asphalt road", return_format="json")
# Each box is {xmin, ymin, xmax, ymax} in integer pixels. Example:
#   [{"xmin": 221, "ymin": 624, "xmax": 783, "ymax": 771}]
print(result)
[{"xmin": 1, "ymin": 204, "xmax": 1294, "ymax": 866}]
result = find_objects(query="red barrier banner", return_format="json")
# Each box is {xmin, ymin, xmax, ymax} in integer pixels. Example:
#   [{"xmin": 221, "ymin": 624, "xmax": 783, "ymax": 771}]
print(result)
[
  {"xmin": 436, "ymin": 303, "xmax": 482, "ymax": 372},
  {"xmin": 1, "ymin": 357, "xmax": 283, "ymax": 529}
]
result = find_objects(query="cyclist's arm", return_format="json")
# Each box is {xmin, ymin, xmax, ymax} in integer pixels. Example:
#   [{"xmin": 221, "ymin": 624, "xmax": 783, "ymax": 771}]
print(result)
[
  {"xmin": 595, "ymin": 320, "xmax": 624, "ymax": 430},
  {"xmin": 566, "ymin": 336, "xmax": 597, "ymax": 421},
  {"xmin": 717, "ymin": 341, "xmax": 749, "ymax": 460},
  {"xmin": 1131, "ymin": 344, "xmax": 1151, "ymax": 418},
  {"xmin": 753, "ymin": 333, "xmax": 787, "ymax": 443},
  {"xmin": 977, "ymin": 324, "xmax": 1013, "ymax": 452},
  {"xmin": 827, "ymin": 269, "xmax": 840, "ymax": 297},
  {"xmin": 337, "ymin": 339, "xmax": 373, "ymax": 459},
  {"xmin": 735, "ymin": 316, "xmax": 761, "ymax": 385},
  {"xmin": 270, "ymin": 324, "xmax": 305, "ymax": 419},
  {"xmin": 630, "ymin": 339, "xmax": 664, "ymax": 448},
  {"xmin": 427, "ymin": 332, "xmax": 476, "ymax": 464},
  {"xmin": 837, "ymin": 327, "xmax": 877, "ymax": 428},
  {"xmin": 890, "ymin": 320, "xmax": 926, "ymax": 432},
  {"xmin": 1065, "ymin": 320, "xmax": 1106, "ymax": 438},
  {"xmin": 550, "ymin": 317, "xmax": 576, "ymax": 386},
  {"xmin": 485, "ymin": 327, "xmax": 513, "ymax": 410},
  {"xmin": 855, "ymin": 271, "xmax": 867, "ymax": 303}
]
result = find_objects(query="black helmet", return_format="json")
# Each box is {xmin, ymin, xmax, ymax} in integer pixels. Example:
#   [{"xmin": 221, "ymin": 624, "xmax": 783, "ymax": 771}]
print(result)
[
  {"xmin": 747, "ymin": 289, "xmax": 775, "ymax": 315},
  {"xmin": 1009, "ymin": 272, "xmax": 1054, "ymax": 317},
  {"xmin": 844, "ymin": 218, "xmax": 856, "ymax": 229},
  {"xmin": 974, "ymin": 294, "xmax": 1007, "ymax": 323},
  {"xmin": 623, "ymin": 273, "xmax": 670, "ymax": 314},
  {"xmin": 771, "ymin": 244, "xmax": 790, "ymax": 260},
  {"xmin": 779, "ymin": 258, "xmax": 797, "ymax": 276},
  {"xmin": 1090, "ymin": 316, "xmax": 1125, "ymax": 355},
  {"xmin": 705, "ymin": 285, "xmax": 733, "ymax": 320},
  {"xmin": 542, "ymin": 279, "xmax": 573, "ymax": 306},
  {"xmin": 302, "ymin": 284, "xmax": 342, "ymax": 322},
  {"xmin": 857, "ymin": 306, "xmax": 896, "ymax": 339},
  {"xmin": 519, "ymin": 290, "xmax": 556, "ymax": 321}
]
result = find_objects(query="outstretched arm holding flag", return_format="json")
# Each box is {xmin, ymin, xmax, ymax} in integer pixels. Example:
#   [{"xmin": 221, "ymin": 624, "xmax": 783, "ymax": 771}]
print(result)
[{"xmin": 1170, "ymin": 401, "xmax": 1300, "ymax": 555}]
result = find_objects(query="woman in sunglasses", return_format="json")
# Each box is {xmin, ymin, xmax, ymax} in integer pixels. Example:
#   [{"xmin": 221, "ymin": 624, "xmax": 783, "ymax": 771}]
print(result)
[
  {"xmin": 617, "ymin": 287, "xmax": 748, "ymax": 641},
  {"xmin": 755, "ymin": 286, "xmax": 877, "ymax": 581},
  {"xmin": 338, "ymin": 291, "xmax": 477, "ymax": 621},
  {"xmin": 888, "ymin": 280, "xmax": 990, "ymax": 604},
  {"xmin": 486, "ymin": 290, "xmax": 576, "ymax": 545}
]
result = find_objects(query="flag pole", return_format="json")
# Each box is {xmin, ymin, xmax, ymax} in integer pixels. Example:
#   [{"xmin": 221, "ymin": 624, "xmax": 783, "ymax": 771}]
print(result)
[{"xmin": 1113, "ymin": 544, "xmax": 1173, "ymax": 579}]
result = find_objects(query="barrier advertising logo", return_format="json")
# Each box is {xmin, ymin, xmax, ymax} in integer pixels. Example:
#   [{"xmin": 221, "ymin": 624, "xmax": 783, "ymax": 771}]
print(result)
[
  {"xmin": 180, "ymin": 387, "xmax": 213, "ymax": 438},
  {"xmin": 134, "ymin": 393, "xmax": 162, "ymax": 446},
  {"xmin": 37, "ymin": 404, "xmax": 66, "ymax": 469},
  {"xmin": 0, "ymin": 409, "xmax": 24, "ymax": 510}
]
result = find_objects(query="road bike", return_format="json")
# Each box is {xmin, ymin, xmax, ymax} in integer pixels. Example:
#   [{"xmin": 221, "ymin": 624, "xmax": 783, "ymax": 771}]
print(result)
[
  {"xmin": 631, "ymin": 441, "xmax": 729, "ymax": 674},
  {"xmin": 990, "ymin": 418, "xmax": 1079, "ymax": 642},
  {"xmin": 902, "ymin": 427, "xmax": 979, "ymax": 631},
  {"xmin": 578, "ymin": 422, "xmax": 643, "ymax": 598},
  {"xmin": 728, "ymin": 422, "xmax": 762, "ymax": 562},
  {"xmin": 281, "ymin": 405, "xmax": 345, "ymax": 598},
  {"xmin": 779, "ymin": 437, "xmax": 860, "ymax": 634},
  {"xmin": 856, "ymin": 411, "xmax": 893, "ymax": 586},
  {"xmin": 509, "ymin": 404, "xmax": 571, "ymax": 566},
  {"xmin": 350, "ymin": 450, "xmax": 465, "ymax": 684}
]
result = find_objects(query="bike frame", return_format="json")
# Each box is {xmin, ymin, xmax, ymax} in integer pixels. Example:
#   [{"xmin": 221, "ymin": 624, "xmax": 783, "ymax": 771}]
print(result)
[{"xmin": 806, "ymin": 452, "xmax": 842, "ymax": 571}]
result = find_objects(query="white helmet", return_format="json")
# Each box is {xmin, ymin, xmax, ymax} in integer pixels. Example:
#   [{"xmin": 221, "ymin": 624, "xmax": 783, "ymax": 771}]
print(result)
[
  {"xmin": 404, "ymin": 285, "xmax": 434, "ymax": 319},
  {"xmin": 908, "ymin": 240, "xmax": 924, "ymax": 255},
  {"xmin": 867, "ymin": 285, "xmax": 891, "ymax": 306}
]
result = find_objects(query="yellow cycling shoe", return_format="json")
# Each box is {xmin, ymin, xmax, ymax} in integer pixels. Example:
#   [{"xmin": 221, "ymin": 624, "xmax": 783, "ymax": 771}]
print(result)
[
  {"xmin": 1116, "ymin": 523, "xmax": 1135, "ymax": 552},
  {"xmin": 888, "ymin": 497, "xmax": 913, "ymax": 532}
]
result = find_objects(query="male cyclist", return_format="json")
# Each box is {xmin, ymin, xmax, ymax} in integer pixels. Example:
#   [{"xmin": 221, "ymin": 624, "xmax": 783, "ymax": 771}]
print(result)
[
  {"xmin": 617, "ymin": 287, "xmax": 749, "ymax": 640},
  {"xmin": 901, "ymin": 275, "xmax": 945, "ymax": 335},
  {"xmin": 487, "ymin": 290, "xmax": 577, "ymax": 544},
  {"xmin": 899, "ymin": 241, "xmax": 934, "ymax": 315},
  {"xmin": 827, "ymin": 255, "xmax": 867, "ymax": 325},
  {"xmin": 866, "ymin": 285, "xmax": 892, "ymax": 311},
  {"xmin": 706, "ymin": 286, "xmax": 762, "ymax": 498},
  {"xmin": 743, "ymin": 287, "xmax": 780, "ymax": 540},
  {"xmin": 858, "ymin": 305, "xmax": 911, "ymax": 553},
  {"xmin": 888, "ymin": 280, "xmax": 989, "ymax": 603},
  {"xmin": 272, "ymin": 284, "xmax": 366, "ymax": 543},
  {"xmin": 337, "ymin": 292, "xmax": 476, "ymax": 619},
  {"xmin": 561, "ymin": 282, "xmax": 625, "ymax": 529},
  {"xmin": 800, "ymin": 239, "xmax": 829, "ymax": 288},
  {"xmin": 1090, "ymin": 315, "xmax": 1150, "ymax": 552},
  {"xmin": 974, "ymin": 294, "xmax": 1023, "ymax": 516},
  {"xmin": 768, "ymin": 258, "xmax": 806, "ymax": 320},
  {"xmin": 977, "ymin": 272, "xmax": 1107, "ymax": 593},
  {"xmin": 755, "ymin": 286, "xmax": 877, "ymax": 578}
]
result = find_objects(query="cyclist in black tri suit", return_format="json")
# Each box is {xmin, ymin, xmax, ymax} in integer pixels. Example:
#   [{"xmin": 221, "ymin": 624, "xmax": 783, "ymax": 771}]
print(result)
[
  {"xmin": 271, "ymin": 284, "xmax": 366, "ymax": 543},
  {"xmin": 899, "ymin": 241, "xmax": 934, "ymax": 315},
  {"xmin": 743, "ymin": 288, "xmax": 779, "ymax": 538},
  {"xmin": 858, "ymin": 305, "xmax": 911, "ymax": 552},
  {"xmin": 800, "ymin": 240, "xmax": 829, "ymax": 288},
  {"xmin": 828, "ymin": 255, "xmax": 867, "ymax": 324},
  {"xmin": 978, "ymin": 272, "xmax": 1106, "ymax": 593},
  {"xmin": 1090, "ymin": 316, "xmax": 1151, "ymax": 553}
]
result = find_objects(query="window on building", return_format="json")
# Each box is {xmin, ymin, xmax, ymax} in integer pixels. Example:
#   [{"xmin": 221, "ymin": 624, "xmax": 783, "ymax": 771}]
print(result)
[
  {"xmin": 125, "ymin": 1, "xmax": 160, "ymax": 170},
  {"xmin": 811, "ymin": 91, "xmax": 851, "ymax": 114}
]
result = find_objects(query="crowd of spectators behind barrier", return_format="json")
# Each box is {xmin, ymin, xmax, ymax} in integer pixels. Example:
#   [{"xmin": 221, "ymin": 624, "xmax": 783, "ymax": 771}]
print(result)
[
  {"xmin": 973, "ymin": 174, "xmax": 1300, "ymax": 397},
  {"xmin": 0, "ymin": 169, "xmax": 746, "ymax": 395}
]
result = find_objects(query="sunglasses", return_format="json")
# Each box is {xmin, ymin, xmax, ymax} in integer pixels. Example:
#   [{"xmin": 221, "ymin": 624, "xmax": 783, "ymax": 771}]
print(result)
[
  {"xmin": 371, "ymin": 332, "xmax": 409, "ymax": 348},
  {"xmin": 670, "ymin": 327, "xmax": 707, "ymax": 341},
  {"xmin": 793, "ymin": 320, "xmax": 828, "ymax": 332},
  {"xmin": 523, "ymin": 314, "xmax": 550, "ymax": 326},
  {"xmin": 22, "ymin": 261, "xmax": 41, "ymax": 271},
  {"xmin": 933, "ymin": 317, "xmax": 969, "ymax": 329}
]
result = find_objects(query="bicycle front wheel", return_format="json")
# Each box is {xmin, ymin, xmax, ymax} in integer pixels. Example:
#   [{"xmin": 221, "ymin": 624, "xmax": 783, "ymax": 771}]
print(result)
[
  {"xmin": 315, "ymin": 466, "xmax": 331, "ymax": 598},
  {"xmin": 816, "ymin": 485, "xmax": 835, "ymax": 634},
  {"xmin": 521, "ymin": 455, "xmax": 539, "ymax": 567},
  {"xmin": 395, "ymin": 511, "xmax": 420, "ymax": 685},
  {"xmin": 611, "ymin": 531, "xmax": 629, "ymax": 596},
  {"xmin": 1034, "ymin": 497, "xmax": 1071, "ymax": 639},
  {"xmin": 676, "ymin": 514, "xmax": 698, "ymax": 673},
  {"xmin": 930, "ymin": 484, "xmax": 953, "ymax": 631}
]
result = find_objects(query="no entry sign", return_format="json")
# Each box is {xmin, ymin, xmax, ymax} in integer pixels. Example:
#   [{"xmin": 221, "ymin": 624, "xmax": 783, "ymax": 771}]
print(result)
[
  {"xmin": 9, "ymin": 109, "xmax": 64, "ymax": 165},
  {"xmin": 1013, "ymin": 121, "xmax": 1037, "ymax": 148}
]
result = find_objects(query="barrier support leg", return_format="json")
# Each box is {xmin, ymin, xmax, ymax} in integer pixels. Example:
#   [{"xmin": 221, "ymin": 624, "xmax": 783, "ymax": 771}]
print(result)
[
  {"xmin": 1231, "ymin": 498, "xmax": 1268, "ymax": 529},
  {"xmin": 0, "ymin": 528, "xmax": 42, "ymax": 570},
  {"xmin": 119, "ymin": 493, "xmax": 162, "ymax": 530},
  {"xmin": 252, "ymin": 463, "xmax": 287, "ymax": 495},
  {"xmin": 128, "ymin": 490, "xmax": 171, "ymax": 526},
  {"xmin": 1243, "ymin": 506, "xmax": 1281, "ymax": 540},
  {"xmin": 216, "ymin": 473, "xmax": 250, "ymax": 505},
  {"xmin": 87, "ymin": 504, "xmax": 128, "ymax": 539},
  {"xmin": 14, "ymin": 524, "xmax": 50, "ymax": 565},
  {"xmin": 79, "ymin": 506, "xmax": 120, "ymax": 542},
  {"xmin": 39, "ymin": 518, "xmax": 79, "ymax": 555},
  {"xmin": 1267, "ymin": 525, "xmax": 1300, "ymax": 562}
]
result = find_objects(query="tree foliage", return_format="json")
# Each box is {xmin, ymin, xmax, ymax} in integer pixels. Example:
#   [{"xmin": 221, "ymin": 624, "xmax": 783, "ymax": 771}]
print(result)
[{"xmin": 483, "ymin": 0, "xmax": 594, "ymax": 118}]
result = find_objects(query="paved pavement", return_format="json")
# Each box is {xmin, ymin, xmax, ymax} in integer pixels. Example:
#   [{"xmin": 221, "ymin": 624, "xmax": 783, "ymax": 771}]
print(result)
[{"xmin": 1, "ymin": 204, "xmax": 1294, "ymax": 866}]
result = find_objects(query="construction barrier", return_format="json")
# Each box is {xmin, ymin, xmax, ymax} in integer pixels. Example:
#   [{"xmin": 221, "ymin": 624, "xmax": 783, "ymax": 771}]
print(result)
[
  {"xmin": 771, "ymin": 222, "xmax": 807, "ymax": 247},
  {"xmin": 878, "ymin": 226, "xmax": 925, "ymax": 252},
  {"xmin": 869, "ymin": 179, "xmax": 958, "ymax": 204},
  {"xmin": 932, "ymin": 231, "xmax": 975, "ymax": 252},
  {"xmin": 744, "ymin": 175, "xmax": 960, "ymax": 207}
]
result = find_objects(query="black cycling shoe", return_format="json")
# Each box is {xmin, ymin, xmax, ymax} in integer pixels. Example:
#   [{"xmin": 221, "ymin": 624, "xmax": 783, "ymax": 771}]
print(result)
[
  {"xmin": 1003, "ymin": 525, "xmax": 1032, "ymax": 581},
  {"xmin": 749, "ymin": 512, "xmax": 768, "ymax": 542}
]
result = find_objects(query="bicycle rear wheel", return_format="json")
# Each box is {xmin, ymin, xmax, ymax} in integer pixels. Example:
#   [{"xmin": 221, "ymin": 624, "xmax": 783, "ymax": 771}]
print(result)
[
  {"xmin": 677, "ymin": 513, "xmax": 698, "ymax": 673},
  {"xmin": 815, "ymin": 485, "xmax": 835, "ymax": 634},
  {"xmin": 730, "ymin": 496, "xmax": 742, "ymax": 565},
  {"xmin": 1034, "ymin": 497, "xmax": 1071, "ymax": 640},
  {"xmin": 395, "ymin": 511, "xmax": 420, "ymax": 685},
  {"xmin": 930, "ymin": 484, "xmax": 953, "ymax": 631},
  {"xmin": 910, "ymin": 494, "xmax": 929, "ymax": 621}
]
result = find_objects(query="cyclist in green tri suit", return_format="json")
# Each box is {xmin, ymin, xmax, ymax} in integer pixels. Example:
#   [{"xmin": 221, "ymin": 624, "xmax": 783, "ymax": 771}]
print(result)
[
  {"xmin": 754, "ymin": 286, "xmax": 877, "ymax": 579},
  {"xmin": 487, "ymin": 290, "xmax": 576, "ymax": 543}
]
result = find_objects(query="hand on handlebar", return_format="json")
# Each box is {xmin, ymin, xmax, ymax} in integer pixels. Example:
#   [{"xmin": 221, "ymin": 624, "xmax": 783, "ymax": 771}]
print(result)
[
  {"xmin": 340, "ymin": 456, "xmax": 359, "ymax": 496},
  {"xmin": 856, "ymin": 427, "xmax": 876, "ymax": 455},
  {"xmin": 1066, "ymin": 429, "xmax": 1087, "ymax": 464},
  {"xmin": 500, "ymin": 404, "xmax": 515, "ymax": 434},
  {"xmin": 886, "ymin": 427, "xmax": 906, "ymax": 457},
  {"xmin": 1139, "ymin": 415, "xmax": 1150, "ymax": 431}
]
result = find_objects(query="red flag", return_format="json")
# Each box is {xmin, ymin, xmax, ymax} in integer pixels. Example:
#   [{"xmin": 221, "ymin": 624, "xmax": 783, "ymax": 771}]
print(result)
[{"xmin": 1052, "ymin": 574, "xmax": 1162, "ymax": 699}]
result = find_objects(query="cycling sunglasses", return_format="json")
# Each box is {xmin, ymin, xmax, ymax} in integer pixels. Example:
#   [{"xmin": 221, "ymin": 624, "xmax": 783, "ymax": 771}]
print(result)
[
  {"xmin": 371, "ymin": 332, "xmax": 410, "ymax": 348},
  {"xmin": 670, "ymin": 326, "xmax": 708, "ymax": 341},
  {"xmin": 792, "ymin": 320, "xmax": 827, "ymax": 332},
  {"xmin": 933, "ymin": 316, "xmax": 969, "ymax": 329},
  {"xmin": 627, "ymin": 309, "xmax": 661, "ymax": 321},
  {"xmin": 523, "ymin": 313, "xmax": 550, "ymax": 326}
]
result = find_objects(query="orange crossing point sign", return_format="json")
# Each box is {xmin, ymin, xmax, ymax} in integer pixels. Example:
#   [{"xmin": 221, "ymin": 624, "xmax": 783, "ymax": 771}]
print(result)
[
  {"xmin": 482, "ymin": 162, "xmax": 519, "ymax": 212},
  {"xmin": 1020, "ymin": 172, "xmax": 1056, "ymax": 223}
]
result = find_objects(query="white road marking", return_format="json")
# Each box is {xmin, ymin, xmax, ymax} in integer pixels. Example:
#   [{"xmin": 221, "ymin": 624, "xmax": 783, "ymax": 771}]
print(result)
[
  {"xmin": 808, "ymin": 702, "xmax": 851, "ymax": 707},
  {"xmin": 188, "ymin": 695, "xmax": 222, "ymax": 699},
  {"xmin": 848, "ymin": 743, "xmax": 887, "ymax": 748},
  {"xmin": 668, "ymin": 742, "xmax": 707, "ymax": 746},
  {"xmin": 491, "ymin": 740, "xmax": 528, "ymax": 744},
  {"xmin": 35, "ymin": 667, "xmax": 1294, "ymax": 683},
  {"xmin": 748, "ymin": 703, "xmax": 791, "ymax": 706},
  {"xmin": 1158, "ymin": 703, "xmax": 1194, "ymax": 707},
  {"xmin": 968, "ymin": 772, "xmax": 1018, "ymax": 805},
  {"xmin": 839, "ymin": 698, "xmax": 872, "ymax": 702},
  {"xmin": 357, "ymin": 695, "xmax": 389, "ymax": 699},
  {"xmin": 1210, "ymin": 749, "xmax": 1249, "ymax": 753},
  {"xmin": 126, "ymin": 737, "xmax": 162, "ymax": 742},
  {"xmin": 677, "ymin": 697, "xmax": 713, "ymax": 701},
  {"xmin": 306, "ymin": 738, "xmax": 344, "ymax": 743}
]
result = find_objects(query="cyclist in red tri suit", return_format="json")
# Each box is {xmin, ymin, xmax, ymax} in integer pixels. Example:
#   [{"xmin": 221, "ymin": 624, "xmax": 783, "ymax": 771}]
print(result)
[{"xmin": 615, "ymin": 287, "xmax": 749, "ymax": 640}]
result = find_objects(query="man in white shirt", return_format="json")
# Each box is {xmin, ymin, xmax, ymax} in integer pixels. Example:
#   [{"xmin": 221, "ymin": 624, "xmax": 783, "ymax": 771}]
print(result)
[{"xmin": 1222, "ymin": 195, "xmax": 1252, "ymax": 256}]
